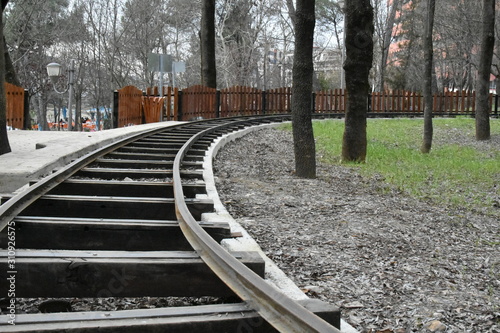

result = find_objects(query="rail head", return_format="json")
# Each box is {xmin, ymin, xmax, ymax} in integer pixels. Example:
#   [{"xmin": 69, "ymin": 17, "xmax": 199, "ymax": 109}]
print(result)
[{"xmin": 172, "ymin": 118, "xmax": 342, "ymax": 333}]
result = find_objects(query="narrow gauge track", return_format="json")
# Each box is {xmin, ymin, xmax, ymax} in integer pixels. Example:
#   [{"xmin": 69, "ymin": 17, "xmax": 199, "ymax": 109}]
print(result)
[{"xmin": 0, "ymin": 116, "xmax": 342, "ymax": 333}]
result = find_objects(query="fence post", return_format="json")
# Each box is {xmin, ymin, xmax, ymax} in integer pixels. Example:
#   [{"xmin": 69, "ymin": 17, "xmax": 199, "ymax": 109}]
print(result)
[
  {"xmin": 215, "ymin": 90, "xmax": 221, "ymax": 118},
  {"xmin": 177, "ymin": 90, "xmax": 183, "ymax": 121},
  {"xmin": 495, "ymin": 94, "xmax": 499, "ymax": 117},
  {"xmin": 311, "ymin": 92, "xmax": 316, "ymax": 113},
  {"xmin": 23, "ymin": 89, "xmax": 29, "ymax": 129},
  {"xmin": 112, "ymin": 90, "xmax": 119, "ymax": 128},
  {"xmin": 261, "ymin": 90, "xmax": 267, "ymax": 115}
]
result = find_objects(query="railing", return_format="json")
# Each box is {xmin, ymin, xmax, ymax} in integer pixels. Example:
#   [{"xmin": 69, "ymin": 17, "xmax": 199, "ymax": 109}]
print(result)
[
  {"xmin": 6, "ymin": 83, "xmax": 497, "ymax": 131},
  {"xmin": 111, "ymin": 86, "xmax": 500, "ymax": 127}
]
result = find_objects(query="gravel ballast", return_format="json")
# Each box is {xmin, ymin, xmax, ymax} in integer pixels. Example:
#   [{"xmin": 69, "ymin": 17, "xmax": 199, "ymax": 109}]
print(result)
[{"xmin": 213, "ymin": 126, "xmax": 499, "ymax": 333}]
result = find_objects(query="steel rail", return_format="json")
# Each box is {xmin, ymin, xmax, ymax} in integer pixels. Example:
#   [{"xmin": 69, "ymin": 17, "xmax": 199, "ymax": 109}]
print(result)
[
  {"xmin": 173, "ymin": 116, "xmax": 342, "ymax": 333},
  {"xmin": 0, "ymin": 124, "xmax": 188, "ymax": 232}
]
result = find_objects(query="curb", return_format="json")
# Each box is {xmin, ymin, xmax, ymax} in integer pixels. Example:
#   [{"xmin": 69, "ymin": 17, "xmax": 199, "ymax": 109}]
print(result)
[{"xmin": 201, "ymin": 122, "xmax": 359, "ymax": 333}]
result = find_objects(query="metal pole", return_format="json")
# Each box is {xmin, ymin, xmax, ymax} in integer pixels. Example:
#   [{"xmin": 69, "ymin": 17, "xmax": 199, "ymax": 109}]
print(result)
[
  {"xmin": 67, "ymin": 60, "xmax": 75, "ymax": 131},
  {"xmin": 172, "ymin": 62, "xmax": 176, "ymax": 89},
  {"xmin": 159, "ymin": 55, "xmax": 164, "ymax": 122},
  {"xmin": 340, "ymin": 1, "xmax": 345, "ymax": 90}
]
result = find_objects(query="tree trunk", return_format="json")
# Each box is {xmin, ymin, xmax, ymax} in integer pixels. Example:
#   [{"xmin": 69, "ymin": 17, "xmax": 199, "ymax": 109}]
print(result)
[
  {"xmin": 286, "ymin": 0, "xmax": 297, "ymax": 27},
  {"xmin": 421, "ymin": 0, "xmax": 436, "ymax": 154},
  {"xmin": 475, "ymin": 0, "xmax": 495, "ymax": 141},
  {"xmin": 0, "ymin": 0, "xmax": 11, "ymax": 155},
  {"xmin": 4, "ymin": 37, "xmax": 20, "ymax": 86},
  {"xmin": 35, "ymin": 94, "xmax": 49, "ymax": 131},
  {"xmin": 291, "ymin": 0, "xmax": 316, "ymax": 178},
  {"xmin": 200, "ymin": 0, "xmax": 217, "ymax": 88},
  {"xmin": 341, "ymin": 0, "xmax": 374, "ymax": 163}
]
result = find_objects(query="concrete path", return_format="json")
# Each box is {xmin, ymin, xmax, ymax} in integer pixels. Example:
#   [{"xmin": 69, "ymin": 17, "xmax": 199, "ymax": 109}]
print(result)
[{"xmin": 0, "ymin": 122, "xmax": 183, "ymax": 194}]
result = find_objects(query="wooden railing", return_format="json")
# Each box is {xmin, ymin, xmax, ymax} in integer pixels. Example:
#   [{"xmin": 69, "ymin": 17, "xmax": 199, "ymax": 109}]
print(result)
[
  {"xmin": 5, "ymin": 83, "xmax": 497, "ymax": 131},
  {"xmin": 112, "ymin": 86, "xmax": 498, "ymax": 126},
  {"xmin": 180, "ymin": 85, "xmax": 217, "ymax": 120}
]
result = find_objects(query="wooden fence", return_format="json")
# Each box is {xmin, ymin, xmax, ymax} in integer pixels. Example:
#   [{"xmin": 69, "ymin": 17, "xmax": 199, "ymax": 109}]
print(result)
[
  {"xmin": 220, "ymin": 86, "xmax": 262, "ymax": 117},
  {"xmin": 145, "ymin": 86, "xmax": 179, "ymax": 121},
  {"xmin": 113, "ymin": 86, "xmax": 498, "ymax": 127},
  {"xmin": 4, "ymin": 83, "xmax": 497, "ymax": 131},
  {"xmin": 115, "ymin": 85, "xmax": 143, "ymax": 127},
  {"xmin": 5, "ymin": 82, "xmax": 27, "ymax": 129},
  {"xmin": 316, "ymin": 89, "xmax": 495, "ymax": 115},
  {"xmin": 180, "ymin": 85, "xmax": 217, "ymax": 120},
  {"xmin": 315, "ymin": 89, "xmax": 345, "ymax": 113}
]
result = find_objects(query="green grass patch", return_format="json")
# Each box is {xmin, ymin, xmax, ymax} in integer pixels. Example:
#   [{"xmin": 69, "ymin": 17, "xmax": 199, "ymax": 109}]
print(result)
[{"xmin": 288, "ymin": 118, "xmax": 499, "ymax": 214}]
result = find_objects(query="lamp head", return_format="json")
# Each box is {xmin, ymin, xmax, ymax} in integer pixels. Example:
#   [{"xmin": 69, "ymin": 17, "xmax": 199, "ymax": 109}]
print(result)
[{"xmin": 46, "ymin": 62, "xmax": 62, "ymax": 83}]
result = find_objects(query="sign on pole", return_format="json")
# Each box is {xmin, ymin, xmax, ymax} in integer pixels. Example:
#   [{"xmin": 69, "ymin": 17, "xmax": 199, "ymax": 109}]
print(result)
[
  {"xmin": 148, "ymin": 53, "xmax": 173, "ymax": 72},
  {"xmin": 148, "ymin": 53, "xmax": 173, "ymax": 121},
  {"xmin": 172, "ymin": 61, "xmax": 186, "ymax": 88},
  {"xmin": 172, "ymin": 61, "xmax": 186, "ymax": 73}
]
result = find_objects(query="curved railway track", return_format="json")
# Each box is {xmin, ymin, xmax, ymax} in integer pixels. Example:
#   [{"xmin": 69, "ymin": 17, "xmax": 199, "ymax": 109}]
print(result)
[{"xmin": 0, "ymin": 116, "xmax": 343, "ymax": 332}]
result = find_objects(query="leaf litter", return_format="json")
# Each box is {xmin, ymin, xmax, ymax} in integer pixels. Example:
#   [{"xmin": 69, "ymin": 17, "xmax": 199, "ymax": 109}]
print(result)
[{"xmin": 213, "ymin": 128, "xmax": 499, "ymax": 333}]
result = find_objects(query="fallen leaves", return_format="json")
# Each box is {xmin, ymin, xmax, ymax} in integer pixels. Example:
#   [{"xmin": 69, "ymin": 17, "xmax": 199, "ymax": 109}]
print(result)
[{"xmin": 214, "ymin": 128, "xmax": 500, "ymax": 333}]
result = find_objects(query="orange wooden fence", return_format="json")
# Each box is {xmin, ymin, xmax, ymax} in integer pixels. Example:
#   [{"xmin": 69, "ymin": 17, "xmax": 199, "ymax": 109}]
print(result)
[
  {"xmin": 144, "ymin": 86, "xmax": 179, "ymax": 121},
  {"xmin": 117, "ymin": 85, "xmax": 143, "ymax": 127},
  {"xmin": 220, "ymin": 86, "xmax": 262, "ymax": 117},
  {"xmin": 266, "ymin": 87, "xmax": 292, "ymax": 114},
  {"xmin": 370, "ymin": 90, "xmax": 422, "ymax": 113},
  {"xmin": 181, "ymin": 85, "xmax": 217, "ymax": 120},
  {"xmin": 316, "ymin": 89, "xmax": 494, "ymax": 114},
  {"xmin": 315, "ymin": 89, "xmax": 345, "ymax": 113},
  {"xmin": 114, "ymin": 86, "xmax": 498, "ymax": 126},
  {"xmin": 5, "ymin": 82, "xmax": 25, "ymax": 129}
]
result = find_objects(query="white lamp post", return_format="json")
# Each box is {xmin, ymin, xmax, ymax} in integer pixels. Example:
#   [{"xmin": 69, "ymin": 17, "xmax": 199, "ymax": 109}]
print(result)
[
  {"xmin": 46, "ymin": 60, "xmax": 75, "ymax": 131},
  {"xmin": 338, "ymin": 0, "xmax": 345, "ymax": 90}
]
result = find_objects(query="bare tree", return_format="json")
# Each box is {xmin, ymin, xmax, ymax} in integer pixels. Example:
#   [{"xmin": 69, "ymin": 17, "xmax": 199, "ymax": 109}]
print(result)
[
  {"xmin": 475, "ymin": 0, "xmax": 495, "ymax": 141},
  {"xmin": 434, "ymin": 0, "xmax": 481, "ymax": 92},
  {"xmin": 421, "ymin": 0, "xmax": 436, "ymax": 154},
  {"xmin": 316, "ymin": 0, "xmax": 344, "ymax": 89},
  {"xmin": 5, "ymin": 0, "xmax": 70, "ymax": 131},
  {"xmin": 373, "ymin": 0, "xmax": 401, "ymax": 91},
  {"xmin": 0, "ymin": 0, "xmax": 11, "ymax": 155},
  {"xmin": 201, "ymin": 0, "xmax": 216, "ymax": 88},
  {"xmin": 291, "ymin": 0, "xmax": 316, "ymax": 178},
  {"xmin": 341, "ymin": 0, "xmax": 374, "ymax": 162}
]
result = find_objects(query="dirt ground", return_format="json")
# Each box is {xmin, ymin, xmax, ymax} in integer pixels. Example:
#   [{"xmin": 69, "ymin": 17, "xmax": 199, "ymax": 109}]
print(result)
[{"xmin": 213, "ymin": 127, "xmax": 499, "ymax": 333}]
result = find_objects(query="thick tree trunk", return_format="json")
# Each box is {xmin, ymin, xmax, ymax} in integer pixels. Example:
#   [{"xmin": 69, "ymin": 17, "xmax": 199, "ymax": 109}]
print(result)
[
  {"xmin": 4, "ymin": 37, "xmax": 20, "ymax": 86},
  {"xmin": 475, "ymin": 0, "xmax": 495, "ymax": 141},
  {"xmin": 421, "ymin": 0, "xmax": 436, "ymax": 154},
  {"xmin": 0, "ymin": 0, "xmax": 11, "ymax": 155},
  {"xmin": 200, "ymin": 0, "xmax": 217, "ymax": 88},
  {"xmin": 341, "ymin": 0, "xmax": 374, "ymax": 163},
  {"xmin": 291, "ymin": 0, "xmax": 316, "ymax": 178}
]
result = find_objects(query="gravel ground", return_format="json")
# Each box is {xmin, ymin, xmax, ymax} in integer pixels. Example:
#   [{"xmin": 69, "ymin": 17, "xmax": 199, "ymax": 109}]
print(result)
[{"xmin": 213, "ymin": 126, "xmax": 499, "ymax": 333}]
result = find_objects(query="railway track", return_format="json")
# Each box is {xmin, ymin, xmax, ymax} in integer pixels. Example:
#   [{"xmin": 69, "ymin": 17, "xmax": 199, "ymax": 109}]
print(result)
[{"xmin": 0, "ymin": 116, "xmax": 343, "ymax": 332}]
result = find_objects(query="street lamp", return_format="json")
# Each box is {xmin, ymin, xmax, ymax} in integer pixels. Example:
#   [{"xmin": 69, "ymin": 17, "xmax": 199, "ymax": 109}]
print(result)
[
  {"xmin": 338, "ymin": 0, "xmax": 345, "ymax": 90},
  {"xmin": 46, "ymin": 60, "xmax": 75, "ymax": 131}
]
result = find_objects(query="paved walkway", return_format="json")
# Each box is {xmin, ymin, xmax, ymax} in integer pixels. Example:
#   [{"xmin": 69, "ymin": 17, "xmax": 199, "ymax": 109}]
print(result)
[{"xmin": 0, "ymin": 122, "xmax": 182, "ymax": 193}]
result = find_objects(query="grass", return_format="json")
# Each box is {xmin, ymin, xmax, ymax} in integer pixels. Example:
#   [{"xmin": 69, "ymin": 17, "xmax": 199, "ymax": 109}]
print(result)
[{"xmin": 284, "ymin": 118, "xmax": 499, "ymax": 214}]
